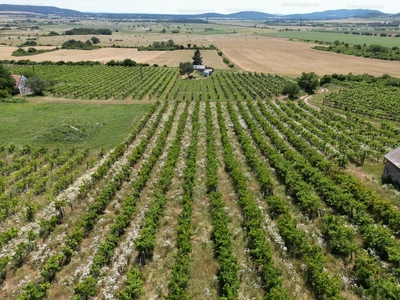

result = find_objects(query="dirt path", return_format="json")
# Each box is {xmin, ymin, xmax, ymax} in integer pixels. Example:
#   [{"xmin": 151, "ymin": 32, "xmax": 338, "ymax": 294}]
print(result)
[{"xmin": 301, "ymin": 87, "xmax": 327, "ymax": 111}]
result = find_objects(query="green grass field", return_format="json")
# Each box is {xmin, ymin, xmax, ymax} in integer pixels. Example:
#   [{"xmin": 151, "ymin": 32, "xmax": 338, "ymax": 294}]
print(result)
[
  {"xmin": 264, "ymin": 31, "xmax": 400, "ymax": 47},
  {"xmin": 0, "ymin": 101, "xmax": 151, "ymax": 150}
]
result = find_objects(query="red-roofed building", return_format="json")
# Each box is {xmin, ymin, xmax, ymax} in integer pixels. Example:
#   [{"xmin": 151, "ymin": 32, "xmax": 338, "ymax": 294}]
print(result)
[{"xmin": 11, "ymin": 75, "xmax": 31, "ymax": 95}]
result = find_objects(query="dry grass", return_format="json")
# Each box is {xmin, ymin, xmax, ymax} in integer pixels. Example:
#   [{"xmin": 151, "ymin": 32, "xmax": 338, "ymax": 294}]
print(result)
[
  {"xmin": 215, "ymin": 35, "xmax": 400, "ymax": 77},
  {"xmin": 0, "ymin": 45, "xmax": 226, "ymax": 68},
  {"xmin": 0, "ymin": 46, "xmax": 164, "ymax": 62},
  {"xmin": 0, "ymin": 33, "xmax": 216, "ymax": 48}
]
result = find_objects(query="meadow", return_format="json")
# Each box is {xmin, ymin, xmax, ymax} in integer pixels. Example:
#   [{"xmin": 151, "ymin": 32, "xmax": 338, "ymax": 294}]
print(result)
[{"xmin": 0, "ymin": 101, "xmax": 150, "ymax": 150}]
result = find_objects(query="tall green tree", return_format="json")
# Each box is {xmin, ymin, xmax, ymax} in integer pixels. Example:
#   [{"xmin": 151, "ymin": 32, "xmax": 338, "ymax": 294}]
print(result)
[
  {"xmin": 297, "ymin": 72, "xmax": 320, "ymax": 94},
  {"xmin": 192, "ymin": 49, "xmax": 203, "ymax": 65},
  {"xmin": 90, "ymin": 36, "xmax": 100, "ymax": 44},
  {"xmin": 26, "ymin": 75, "xmax": 49, "ymax": 96},
  {"xmin": 282, "ymin": 81, "xmax": 300, "ymax": 99},
  {"xmin": 0, "ymin": 65, "xmax": 15, "ymax": 98},
  {"xmin": 179, "ymin": 62, "xmax": 194, "ymax": 75}
]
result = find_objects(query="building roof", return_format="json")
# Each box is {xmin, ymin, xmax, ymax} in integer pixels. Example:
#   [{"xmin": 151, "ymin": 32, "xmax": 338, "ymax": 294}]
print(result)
[
  {"xmin": 385, "ymin": 146, "xmax": 400, "ymax": 169},
  {"xmin": 11, "ymin": 75, "xmax": 22, "ymax": 88}
]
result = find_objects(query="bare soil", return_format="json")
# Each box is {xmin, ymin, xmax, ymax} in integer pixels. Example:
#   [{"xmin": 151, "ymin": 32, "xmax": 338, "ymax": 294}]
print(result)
[{"xmin": 215, "ymin": 35, "xmax": 400, "ymax": 77}]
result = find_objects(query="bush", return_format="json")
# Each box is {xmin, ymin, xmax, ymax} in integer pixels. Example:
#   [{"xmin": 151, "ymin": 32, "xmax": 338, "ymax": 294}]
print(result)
[
  {"xmin": 320, "ymin": 74, "xmax": 332, "ymax": 85},
  {"xmin": 282, "ymin": 82, "xmax": 300, "ymax": 99},
  {"xmin": 297, "ymin": 72, "xmax": 319, "ymax": 94},
  {"xmin": 26, "ymin": 76, "xmax": 49, "ymax": 96},
  {"xmin": 0, "ymin": 90, "xmax": 10, "ymax": 99}
]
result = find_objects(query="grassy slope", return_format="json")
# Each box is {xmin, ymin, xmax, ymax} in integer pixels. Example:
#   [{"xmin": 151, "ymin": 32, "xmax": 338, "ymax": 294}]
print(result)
[{"xmin": 0, "ymin": 101, "xmax": 151, "ymax": 151}]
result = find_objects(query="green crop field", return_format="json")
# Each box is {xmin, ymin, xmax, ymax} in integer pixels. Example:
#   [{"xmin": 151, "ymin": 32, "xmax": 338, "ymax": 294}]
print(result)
[{"xmin": 264, "ymin": 31, "xmax": 400, "ymax": 47}]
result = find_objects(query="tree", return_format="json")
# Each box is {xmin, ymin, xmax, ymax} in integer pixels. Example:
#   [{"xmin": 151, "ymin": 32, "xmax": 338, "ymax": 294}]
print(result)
[
  {"xmin": 121, "ymin": 58, "xmax": 137, "ymax": 67},
  {"xmin": 179, "ymin": 62, "xmax": 194, "ymax": 75},
  {"xmin": 297, "ymin": 72, "xmax": 319, "ymax": 94},
  {"xmin": 0, "ymin": 64, "xmax": 16, "ymax": 97},
  {"xmin": 192, "ymin": 49, "xmax": 202, "ymax": 65},
  {"xmin": 320, "ymin": 74, "xmax": 332, "ymax": 85},
  {"xmin": 26, "ymin": 75, "xmax": 49, "ymax": 96},
  {"xmin": 187, "ymin": 43, "xmax": 191, "ymax": 48},
  {"xmin": 282, "ymin": 82, "xmax": 300, "ymax": 99},
  {"xmin": 90, "ymin": 36, "xmax": 100, "ymax": 44}
]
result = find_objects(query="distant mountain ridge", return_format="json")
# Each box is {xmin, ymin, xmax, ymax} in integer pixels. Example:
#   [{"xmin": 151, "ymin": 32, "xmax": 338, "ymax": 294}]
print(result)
[
  {"xmin": 0, "ymin": 4, "xmax": 80, "ymax": 15},
  {"xmin": 283, "ymin": 9, "xmax": 389, "ymax": 19},
  {"xmin": 0, "ymin": 4, "xmax": 395, "ymax": 20}
]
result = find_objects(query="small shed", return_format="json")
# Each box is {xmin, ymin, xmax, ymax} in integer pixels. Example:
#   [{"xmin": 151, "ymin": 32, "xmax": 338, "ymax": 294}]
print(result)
[
  {"xmin": 383, "ymin": 147, "xmax": 400, "ymax": 185},
  {"xmin": 203, "ymin": 68, "xmax": 213, "ymax": 77},
  {"xmin": 194, "ymin": 65, "xmax": 205, "ymax": 71},
  {"xmin": 12, "ymin": 75, "xmax": 31, "ymax": 95}
]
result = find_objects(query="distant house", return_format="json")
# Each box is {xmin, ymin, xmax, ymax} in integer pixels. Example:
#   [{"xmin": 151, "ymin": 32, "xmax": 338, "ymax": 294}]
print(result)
[
  {"xmin": 12, "ymin": 75, "xmax": 31, "ymax": 95},
  {"xmin": 383, "ymin": 147, "xmax": 400, "ymax": 185}
]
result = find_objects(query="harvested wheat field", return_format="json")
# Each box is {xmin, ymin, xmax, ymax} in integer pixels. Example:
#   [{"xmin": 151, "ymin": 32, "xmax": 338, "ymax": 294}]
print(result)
[
  {"xmin": 0, "ymin": 46, "xmax": 226, "ymax": 68},
  {"xmin": 215, "ymin": 35, "xmax": 400, "ymax": 77},
  {"xmin": 0, "ymin": 46, "xmax": 165, "ymax": 63},
  {"xmin": 147, "ymin": 49, "xmax": 229, "ymax": 69}
]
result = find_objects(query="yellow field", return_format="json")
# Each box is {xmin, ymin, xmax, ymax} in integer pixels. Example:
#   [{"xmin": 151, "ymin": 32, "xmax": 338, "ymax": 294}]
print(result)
[
  {"xmin": 0, "ymin": 46, "xmax": 226, "ymax": 68},
  {"xmin": 3, "ymin": 32, "xmax": 400, "ymax": 76},
  {"xmin": 215, "ymin": 35, "xmax": 400, "ymax": 77},
  {"xmin": 0, "ymin": 32, "xmax": 216, "ymax": 49},
  {"xmin": 0, "ymin": 46, "xmax": 164, "ymax": 63}
]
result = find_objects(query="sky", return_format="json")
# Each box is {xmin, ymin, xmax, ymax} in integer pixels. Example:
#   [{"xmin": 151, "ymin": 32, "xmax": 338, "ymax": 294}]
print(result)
[{"xmin": 5, "ymin": 0, "xmax": 400, "ymax": 15}]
